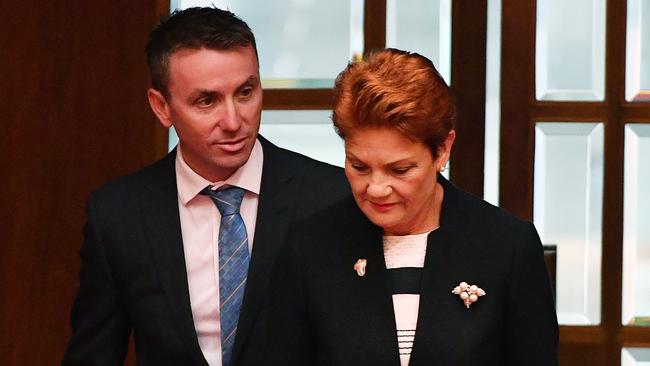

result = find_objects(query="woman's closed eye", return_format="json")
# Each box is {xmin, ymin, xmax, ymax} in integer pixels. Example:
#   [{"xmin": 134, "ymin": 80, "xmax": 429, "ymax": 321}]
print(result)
[
  {"xmin": 390, "ymin": 166, "xmax": 413, "ymax": 175},
  {"xmin": 351, "ymin": 164, "xmax": 369, "ymax": 173}
]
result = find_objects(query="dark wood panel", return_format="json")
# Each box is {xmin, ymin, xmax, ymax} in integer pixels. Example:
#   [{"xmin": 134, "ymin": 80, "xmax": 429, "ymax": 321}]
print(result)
[
  {"xmin": 449, "ymin": 0, "xmax": 487, "ymax": 197},
  {"xmin": 0, "ymin": 1, "xmax": 169, "ymax": 365},
  {"xmin": 363, "ymin": 0, "xmax": 387, "ymax": 53},
  {"xmin": 620, "ymin": 327, "xmax": 650, "ymax": 345},
  {"xmin": 601, "ymin": 2, "xmax": 627, "ymax": 365},
  {"xmin": 262, "ymin": 88, "xmax": 333, "ymax": 110},
  {"xmin": 622, "ymin": 105, "xmax": 650, "ymax": 123},
  {"xmin": 499, "ymin": 0, "xmax": 536, "ymax": 221},
  {"xmin": 560, "ymin": 327, "xmax": 607, "ymax": 344},
  {"xmin": 558, "ymin": 343, "xmax": 609, "ymax": 366},
  {"xmin": 534, "ymin": 103, "xmax": 609, "ymax": 121}
]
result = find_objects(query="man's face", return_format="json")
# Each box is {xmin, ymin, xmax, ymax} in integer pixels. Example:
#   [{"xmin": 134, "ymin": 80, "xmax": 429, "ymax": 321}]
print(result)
[{"xmin": 149, "ymin": 46, "xmax": 262, "ymax": 182}]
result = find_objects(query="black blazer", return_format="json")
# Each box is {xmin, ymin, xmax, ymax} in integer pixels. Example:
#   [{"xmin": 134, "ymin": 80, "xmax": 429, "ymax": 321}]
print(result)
[
  {"xmin": 268, "ymin": 176, "xmax": 558, "ymax": 366},
  {"xmin": 62, "ymin": 136, "xmax": 350, "ymax": 366}
]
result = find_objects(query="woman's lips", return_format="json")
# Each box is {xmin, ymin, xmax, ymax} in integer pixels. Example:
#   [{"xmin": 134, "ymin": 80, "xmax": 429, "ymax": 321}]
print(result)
[{"xmin": 369, "ymin": 201, "xmax": 397, "ymax": 212}]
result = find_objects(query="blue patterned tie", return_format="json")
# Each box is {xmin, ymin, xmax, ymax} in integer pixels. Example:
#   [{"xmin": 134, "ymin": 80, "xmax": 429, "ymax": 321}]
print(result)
[{"xmin": 202, "ymin": 186, "xmax": 250, "ymax": 366}]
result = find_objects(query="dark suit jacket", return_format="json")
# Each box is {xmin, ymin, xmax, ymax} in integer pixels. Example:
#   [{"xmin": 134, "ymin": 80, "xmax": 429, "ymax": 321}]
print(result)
[
  {"xmin": 268, "ymin": 175, "xmax": 559, "ymax": 366},
  {"xmin": 62, "ymin": 136, "xmax": 350, "ymax": 366}
]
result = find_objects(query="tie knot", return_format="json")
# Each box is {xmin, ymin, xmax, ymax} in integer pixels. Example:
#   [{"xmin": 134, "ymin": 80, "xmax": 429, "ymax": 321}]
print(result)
[{"xmin": 202, "ymin": 186, "xmax": 245, "ymax": 216}]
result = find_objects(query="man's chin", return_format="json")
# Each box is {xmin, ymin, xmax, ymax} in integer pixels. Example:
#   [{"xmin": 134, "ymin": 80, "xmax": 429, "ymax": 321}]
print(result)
[{"xmin": 214, "ymin": 147, "xmax": 254, "ymax": 171}]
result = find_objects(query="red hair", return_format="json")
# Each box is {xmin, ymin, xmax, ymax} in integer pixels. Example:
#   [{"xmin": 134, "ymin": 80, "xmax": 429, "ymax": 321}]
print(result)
[{"xmin": 332, "ymin": 48, "xmax": 455, "ymax": 158}]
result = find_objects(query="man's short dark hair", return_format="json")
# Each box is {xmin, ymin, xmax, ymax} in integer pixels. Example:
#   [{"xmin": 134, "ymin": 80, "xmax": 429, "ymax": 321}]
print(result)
[{"xmin": 145, "ymin": 7, "xmax": 257, "ymax": 98}]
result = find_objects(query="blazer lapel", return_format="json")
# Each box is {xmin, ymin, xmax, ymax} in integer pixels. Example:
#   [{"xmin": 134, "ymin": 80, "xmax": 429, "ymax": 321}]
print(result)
[
  {"xmin": 408, "ymin": 176, "xmax": 469, "ymax": 366},
  {"xmin": 139, "ymin": 151, "xmax": 208, "ymax": 366},
  {"xmin": 230, "ymin": 138, "xmax": 301, "ymax": 365},
  {"xmin": 346, "ymin": 207, "xmax": 402, "ymax": 366},
  {"xmin": 407, "ymin": 225, "xmax": 466, "ymax": 366}
]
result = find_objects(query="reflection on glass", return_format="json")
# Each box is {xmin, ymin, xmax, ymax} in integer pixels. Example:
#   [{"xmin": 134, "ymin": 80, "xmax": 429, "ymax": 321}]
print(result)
[
  {"xmin": 623, "ymin": 124, "xmax": 650, "ymax": 326},
  {"xmin": 536, "ymin": 0, "xmax": 606, "ymax": 100},
  {"xmin": 169, "ymin": 127, "xmax": 179, "ymax": 151},
  {"xmin": 259, "ymin": 110, "xmax": 343, "ymax": 167},
  {"xmin": 626, "ymin": 0, "xmax": 650, "ymax": 101},
  {"xmin": 174, "ymin": 0, "xmax": 364, "ymax": 88},
  {"xmin": 386, "ymin": 0, "xmax": 452, "ymax": 83},
  {"xmin": 483, "ymin": 0, "xmax": 501, "ymax": 206},
  {"xmin": 534, "ymin": 123, "xmax": 604, "ymax": 325},
  {"xmin": 622, "ymin": 348, "xmax": 650, "ymax": 366}
]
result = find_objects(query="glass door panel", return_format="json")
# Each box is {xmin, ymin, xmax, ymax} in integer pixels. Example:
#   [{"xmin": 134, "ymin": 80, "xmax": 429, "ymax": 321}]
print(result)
[
  {"xmin": 535, "ymin": 0, "xmax": 606, "ymax": 100},
  {"xmin": 259, "ymin": 110, "xmax": 343, "ymax": 167},
  {"xmin": 626, "ymin": 0, "xmax": 650, "ymax": 102},
  {"xmin": 622, "ymin": 348, "xmax": 650, "ymax": 366},
  {"xmin": 385, "ymin": 0, "xmax": 452, "ymax": 83},
  {"xmin": 174, "ymin": 0, "xmax": 364, "ymax": 88},
  {"xmin": 622, "ymin": 124, "xmax": 650, "ymax": 326},
  {"xmin": 533, "ymin": 122, "xmax": 604, "ymax": 325}
]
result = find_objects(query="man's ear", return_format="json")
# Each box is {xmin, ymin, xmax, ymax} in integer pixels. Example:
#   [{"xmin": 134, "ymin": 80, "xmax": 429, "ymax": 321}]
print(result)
[{"xmin": 147, "ymin": 88, "xmax": 173, "ymax": 128}]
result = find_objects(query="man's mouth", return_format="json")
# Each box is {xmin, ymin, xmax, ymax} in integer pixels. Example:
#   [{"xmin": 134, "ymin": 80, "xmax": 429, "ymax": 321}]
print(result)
[{"xmin": 214, "ymin": 137, "xmax": 248, "ymax": 152}]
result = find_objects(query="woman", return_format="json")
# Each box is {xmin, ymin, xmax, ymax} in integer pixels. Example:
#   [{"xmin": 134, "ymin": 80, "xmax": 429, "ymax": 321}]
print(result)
[{"xmin": 267, "ymin": 49, "xmax": 558, "ymax": 366}]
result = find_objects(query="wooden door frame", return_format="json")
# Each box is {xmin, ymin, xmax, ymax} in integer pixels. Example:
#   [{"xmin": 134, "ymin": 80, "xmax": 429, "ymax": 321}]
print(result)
[{"xmin": 501, "ymin": 0, "xmax": 650, "ymax": 364}]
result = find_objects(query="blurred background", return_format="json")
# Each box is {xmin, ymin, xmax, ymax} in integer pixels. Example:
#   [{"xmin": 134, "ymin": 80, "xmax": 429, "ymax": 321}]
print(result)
[{"xmin": 1, "ymin": 0, "xmax": 649, "ymax": 364}]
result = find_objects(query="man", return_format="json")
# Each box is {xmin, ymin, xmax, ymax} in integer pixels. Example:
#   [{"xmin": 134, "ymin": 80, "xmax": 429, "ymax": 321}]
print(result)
[{"xmin": 62, "ymin": 7, "xmax": 349, "ymax": 366}]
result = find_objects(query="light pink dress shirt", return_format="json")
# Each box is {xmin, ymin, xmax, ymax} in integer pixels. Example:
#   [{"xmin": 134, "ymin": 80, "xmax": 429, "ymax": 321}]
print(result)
[{"xmin": 175, "ymin": 140, "xmax": 263, "ymax": 366}]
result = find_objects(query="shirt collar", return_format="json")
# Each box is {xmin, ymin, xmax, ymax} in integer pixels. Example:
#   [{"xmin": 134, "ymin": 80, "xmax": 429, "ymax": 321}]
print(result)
[{"xmin": 175, "ymin": 139, "xmax": 264, "ymax": 206}]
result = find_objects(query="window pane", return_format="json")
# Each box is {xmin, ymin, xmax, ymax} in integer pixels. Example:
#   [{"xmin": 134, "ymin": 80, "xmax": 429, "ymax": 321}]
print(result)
[
  {"xmin": 385, "ymin": 0, "xmax": 452, "ymax": 83},
  {"xmin": 536, "ymin": 0, "xmax": 606, "ymax": 100},
  {"xmin": 169, "ymin": 127, "xmax": 179, "ymax": 152},
  {"xmin": 170, "ymin": 111, "xmax": 344, "ymax": 166},
  {"xmin": 622, "ymin": 348, "xmax": 650, "ymax": 366},
  {"xmin": 259, "ymin": 110, "xmax": 343, "ymax": 167},
  {"xmin": 483, "ymin": 0, "xmax": 501, "ymax": 206},
  {"xmin": 174, "ymin": 0, "xmax": 364, "ymax": 88},
  {"xmin": 622, "ymin": 124, "xmax": 650, "ymax": 326},
  {"xmin": 534, "ymin": 123, "xmax": 604, "ymax": 325},
  {"xmin": 626, "ymin": 0, "xmax": 650, "ymax": 102}
]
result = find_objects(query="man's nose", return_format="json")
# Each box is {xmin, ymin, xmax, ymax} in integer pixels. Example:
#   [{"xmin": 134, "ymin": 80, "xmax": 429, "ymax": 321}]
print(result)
[{"xmin": 219, "ymin": 99, "xmax": 242, "ymax": 132}]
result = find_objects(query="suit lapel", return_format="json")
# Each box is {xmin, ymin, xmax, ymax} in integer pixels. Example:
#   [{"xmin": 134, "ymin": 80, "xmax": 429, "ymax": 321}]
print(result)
[
  {"xmin": 345, "ymin": 205, "xmax": 402, "ymax": 366},
  {"xmin": 230, "ymin": 137, "xmax": 301, "ymax": 365},
  {"xmin": 138, "ymin": 151, "xmax": 208, "ymax": 366},
  {"xmin": 409, "ymin": 176, "xmax": 469, "ymax": 366},
  {"xmin": 407, "ymin": 225, "xmax": 466, "ymax": 366}
]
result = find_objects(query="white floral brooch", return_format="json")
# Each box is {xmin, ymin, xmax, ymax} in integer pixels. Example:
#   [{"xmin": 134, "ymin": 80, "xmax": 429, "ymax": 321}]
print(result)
[{"xmin": 451, "ymin": 281, "xmax": 486, "ymax": 308}]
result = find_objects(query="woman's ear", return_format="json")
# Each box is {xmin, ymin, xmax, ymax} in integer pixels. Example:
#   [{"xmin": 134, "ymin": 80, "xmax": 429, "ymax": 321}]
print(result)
[{"xmin": 437, "ymin": 130, "xmax": 456, "ymax": 171}]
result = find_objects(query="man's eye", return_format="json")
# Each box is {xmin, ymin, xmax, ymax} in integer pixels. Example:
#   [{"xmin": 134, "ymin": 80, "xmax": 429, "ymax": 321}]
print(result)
[
  {"xmin": 196, "ymin": 97, "xmax": 214, "ymax": 107},
  {"xmin": 239, "ymin": 87, "xmax": 253, "ymax": 98}
]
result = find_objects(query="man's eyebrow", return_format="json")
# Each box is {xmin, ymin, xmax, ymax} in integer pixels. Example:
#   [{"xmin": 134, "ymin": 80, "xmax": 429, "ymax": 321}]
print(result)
[
  {"xmin": 187, "ymin": 89, "xmax": 219, "ymax": 102},
  {"xmin": 239, "ymin": 75, "xmax": 260, "ymax": 87}
]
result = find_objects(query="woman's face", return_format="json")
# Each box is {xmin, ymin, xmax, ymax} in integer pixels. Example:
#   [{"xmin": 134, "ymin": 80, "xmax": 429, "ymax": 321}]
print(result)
[{"xmin": 344, "ymin": 127, "xmax": 454, "ymax": 236}]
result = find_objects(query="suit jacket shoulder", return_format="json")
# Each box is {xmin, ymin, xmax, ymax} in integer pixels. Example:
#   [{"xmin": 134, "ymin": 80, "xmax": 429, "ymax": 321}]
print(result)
[{"xmin": 257, "ymin": 136, "xmax": 350, "ymax": 218}]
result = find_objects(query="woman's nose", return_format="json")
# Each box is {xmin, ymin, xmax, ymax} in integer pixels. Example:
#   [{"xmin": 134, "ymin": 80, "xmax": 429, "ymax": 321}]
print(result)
[{"xmin": 366, "ymin": 177, "xmax": 392, "ymax": 198}]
